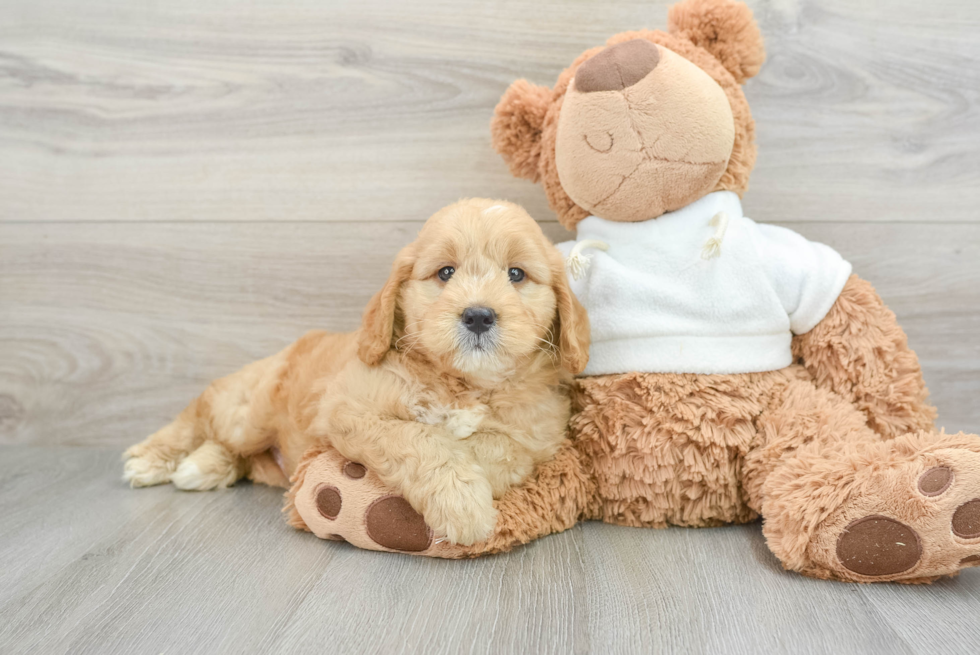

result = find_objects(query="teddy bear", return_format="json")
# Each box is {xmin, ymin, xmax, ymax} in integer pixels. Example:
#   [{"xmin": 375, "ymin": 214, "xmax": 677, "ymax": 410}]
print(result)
[
  {"xmin": 487, "ymin": 0, "xmax": 980, "ymax": 582},
  {"xmin": 286, "ymin": 0, "xmax": 980, "ymax": 583}
]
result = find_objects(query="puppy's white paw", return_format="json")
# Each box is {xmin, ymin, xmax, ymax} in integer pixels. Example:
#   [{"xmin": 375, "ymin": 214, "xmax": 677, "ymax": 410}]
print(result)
[
  {"xmin": 422, "ymin": 476, "xmax": 497, "ymax": 546},
  {"xmin": 123, "ymin": 456, "xmax": 174, "ymax": 487},
  {"xmin": 171, "ymin": 458, "xmax": 237, "ymax": 491},
  {"xmin": 171, "ymin": 460, "xmax": 206, "ymax": 490},
  {"xmin": 169, "ymin": 441, "xmax": 243, "ymax": 490}
]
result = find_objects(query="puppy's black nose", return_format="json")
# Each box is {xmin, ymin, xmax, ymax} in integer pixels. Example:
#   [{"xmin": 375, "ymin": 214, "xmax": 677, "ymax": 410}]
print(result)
[{"xmin": 462, "ymin": 306, "xmax": 496, "ymax": 335}]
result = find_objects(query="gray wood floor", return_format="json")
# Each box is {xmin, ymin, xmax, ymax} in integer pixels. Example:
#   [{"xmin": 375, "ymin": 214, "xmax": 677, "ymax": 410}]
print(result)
[
  {"xmin": 4, "ymin": 446, "xmax": 980, "ymax": 655},
  {"xmin": 3, "ymin": 0, "xmax": 980, "ymax": 653}
]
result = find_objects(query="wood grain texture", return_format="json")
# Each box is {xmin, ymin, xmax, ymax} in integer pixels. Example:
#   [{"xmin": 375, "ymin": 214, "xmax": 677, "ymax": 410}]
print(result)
[
  {"xmin": 1, "ymin": 447, "xmax": 979, "ymax": 655},
  {"xmin": 3, "ymin": 0, "xmax": 980, "ymax": 652},
  {"xmin": 1, "ymin": 0, "xmax": 979, "ymax": 224}
]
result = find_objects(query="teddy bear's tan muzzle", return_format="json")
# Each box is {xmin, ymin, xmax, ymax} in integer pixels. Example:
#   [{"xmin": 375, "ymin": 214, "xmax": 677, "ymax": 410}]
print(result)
[
  {"xmin": 574, "ymin": 39, "xmax": 661, "ymax": 93},
  {"xmin": 557, "ymin": 42, "xmax": 736, "ymax": 223}
]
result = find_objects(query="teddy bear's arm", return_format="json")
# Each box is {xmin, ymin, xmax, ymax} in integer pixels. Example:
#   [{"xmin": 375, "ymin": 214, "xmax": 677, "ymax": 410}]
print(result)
[{"xmin": 791, "ymin": 274, "xmax": 937, "ymax": 439}]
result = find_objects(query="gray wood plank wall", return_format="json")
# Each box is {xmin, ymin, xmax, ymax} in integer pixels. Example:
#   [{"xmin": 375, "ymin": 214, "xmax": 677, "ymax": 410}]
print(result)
[{"xmin": 3, "ymin": 0, "xmax": 979, "ymax": 447}]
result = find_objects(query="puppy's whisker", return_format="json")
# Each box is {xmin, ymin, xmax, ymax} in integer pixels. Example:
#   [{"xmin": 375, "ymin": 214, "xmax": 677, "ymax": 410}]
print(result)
[
  {"xmin": 394, "ymin": 329, "xmax": 427, "ymax": 357},
  {"xmin": 395, "ymin": 321, "xmax": 425, "ymax": 345},
  {"xmin": 400, "ymin": 339, "xmax": 423, "ymax": 356},
  {"xmin": 395, "ymin": 333, "xmax": 419, "ymax": 348}
]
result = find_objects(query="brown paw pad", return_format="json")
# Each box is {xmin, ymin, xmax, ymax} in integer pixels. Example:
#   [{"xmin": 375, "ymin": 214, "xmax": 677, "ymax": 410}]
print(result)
[
  {"xmin": 316, "ymin": 486, "xmax": 342, "ymax": 520},
  {"xmin": 294, "ymin": 450, "xmax": 447, "ymax": 556},
  {"xmin": 918, "ymin": 466, "xmax": 954, "ymax": 497},
  {"xmin": 343, "ymin": 461, "xmax": 366, "ymax": 479},
  {"xmin": 960, "ymin": 554, "xmax": 980, "ymax": 568},
  {"xmin": 365, "ymin": 495, "xmax": 432, "ymax": 552},
  {"xmin": 837, "ymin": 515, "xmax": 922, "ymax": 577},
  {"xmin": 952, "ymin": 499, "xmax": 980, "ymax": 539}
]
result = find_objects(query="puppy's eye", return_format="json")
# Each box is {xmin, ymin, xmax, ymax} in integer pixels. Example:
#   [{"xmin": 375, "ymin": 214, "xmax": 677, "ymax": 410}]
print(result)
[
  {"xmin": 437, "ymin": 266, "xmax": 455, "ymax": 282},
  {"xmin": 508, "ymin": 267, "xmax": 525, "ymax": 283}
]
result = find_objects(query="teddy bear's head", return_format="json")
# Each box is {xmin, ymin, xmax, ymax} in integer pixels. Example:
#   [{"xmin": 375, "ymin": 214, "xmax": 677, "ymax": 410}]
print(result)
[{"xmin": 491, "ymin": 0, "xmax": 765, "ymax": 229}]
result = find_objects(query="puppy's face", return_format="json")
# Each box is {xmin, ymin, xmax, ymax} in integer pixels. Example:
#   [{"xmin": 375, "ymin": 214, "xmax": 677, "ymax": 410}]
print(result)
[
  {"xmin": 358, "ymin": 199, "xmax": 589, "ymax": 381},
  {"xmin": 402, "ymin": 202, "xmax": 559, "ymax": 378}
]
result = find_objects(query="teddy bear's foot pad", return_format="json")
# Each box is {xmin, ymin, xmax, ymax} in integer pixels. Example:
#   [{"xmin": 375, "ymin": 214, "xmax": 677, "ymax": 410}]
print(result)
[
  {"xmin": 835, "ymin": 515, "xmax": 923, "ymax": 577},
  {"xmin": 313, "ymin": 489, "xmax": 433, "ymax": 551},
  {"xmin": 292, "ymin": 448, "xmax": 463, "ymax": 555},
  {"xmin": 818, "ymin": 445, "xmax": 980, "ymax": 582},
  {"xmin": 287, "ymin": 439, "xmax": 594, "ymax": 558}
]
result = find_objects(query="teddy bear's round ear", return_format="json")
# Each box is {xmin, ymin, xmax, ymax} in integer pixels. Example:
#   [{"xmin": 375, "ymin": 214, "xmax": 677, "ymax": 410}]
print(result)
[
  {"xmin": 667, "ymin": 0, "xmax": 766, "ymax": 84},
  {"xmin": 491, "ymin": 79, "xmax": 552, "ymax": 182}
]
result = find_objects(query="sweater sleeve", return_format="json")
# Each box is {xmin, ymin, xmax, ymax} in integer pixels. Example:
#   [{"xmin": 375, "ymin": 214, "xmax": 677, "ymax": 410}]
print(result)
[{"xmin": 752, "ymin": 223, "xmax": 853, "ymax": 335}]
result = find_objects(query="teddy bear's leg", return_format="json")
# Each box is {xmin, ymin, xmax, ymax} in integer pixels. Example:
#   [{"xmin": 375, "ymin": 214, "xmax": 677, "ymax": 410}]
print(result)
[
  {"xmin": 792, "ymin": 274, "xmax": 937, "ymax": 439},
  {"xmin": 284, "ymin": 440, "xmax": 595, "ymax": 558},
  {"xmin": 571, "ymin": 371, "xmax": 769, "ymax": 528},
  {"xmin": 742, "ymin": 374, "xmax": 980, "ymax": 582}
]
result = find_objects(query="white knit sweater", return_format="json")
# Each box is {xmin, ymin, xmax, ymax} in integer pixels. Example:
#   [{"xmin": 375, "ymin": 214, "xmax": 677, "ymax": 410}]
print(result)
[{"xmin": 556, "ymin": 191, "xmax": 852, "ymax": 376}]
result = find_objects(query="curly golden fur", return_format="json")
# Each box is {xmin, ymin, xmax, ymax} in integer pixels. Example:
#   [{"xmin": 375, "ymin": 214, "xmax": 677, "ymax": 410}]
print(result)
[{"xmin": 122, "ymin": 198, "xmax": 589, "ymax": 546}]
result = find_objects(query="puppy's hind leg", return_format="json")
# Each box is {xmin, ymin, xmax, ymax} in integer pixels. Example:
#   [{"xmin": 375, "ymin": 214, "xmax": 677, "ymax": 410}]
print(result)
[
  {"xmin": 171, "ymin": 441, "xmax": 246, "ymax": 491},
  {"xmin": 125, "ymin": 353, "xmax": 283, "ymax": 489},
  {"xmin": 123, "ymin": 403, "xmax": 202, "ymax": 487}
]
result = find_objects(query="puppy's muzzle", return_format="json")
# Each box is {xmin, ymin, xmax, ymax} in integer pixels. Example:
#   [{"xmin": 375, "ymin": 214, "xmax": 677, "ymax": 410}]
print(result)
[{"xmin": 462, "ymin": 306, "xmax": 496, "ymax": 335}]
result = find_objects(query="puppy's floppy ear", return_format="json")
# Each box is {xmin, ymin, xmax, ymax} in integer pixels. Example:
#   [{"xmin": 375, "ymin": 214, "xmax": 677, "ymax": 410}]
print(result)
[
  {"xmin": 548, "ymin": 249, "xmax": 590, "ymax": 375},
  {"xmin": 491, "ymin": 79, "xmax": 552, "ymax": 181},
  {"xmin": 668, "ymin": 0, "xmax": 766, "ymax": 84},
  {"xmin": 357, "ymin": 244, "xmax": 416, "ymax": 366}
]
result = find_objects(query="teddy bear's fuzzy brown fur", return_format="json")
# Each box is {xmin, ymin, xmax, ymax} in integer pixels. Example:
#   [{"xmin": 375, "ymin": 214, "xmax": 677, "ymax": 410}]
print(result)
[
  {"xmin": 285, "ymin": 0, "xmax": 980, "ymax": 582},
  {"xmin": 485, "ymin": 0, "xmax": 980, "ymax": 582},
  {"xmin": 568, "ymin": 274, "xmax": 980, "ymax": 583},
  {"xmin": 571, "ymin": 275, "xmax": 937, "ymax": 531}
]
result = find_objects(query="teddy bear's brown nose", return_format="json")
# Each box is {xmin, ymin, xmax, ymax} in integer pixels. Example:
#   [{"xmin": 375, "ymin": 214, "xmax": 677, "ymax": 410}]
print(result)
[{"xmin": 574, "ymin": 39, "xmax": 661, "ymax": 93}]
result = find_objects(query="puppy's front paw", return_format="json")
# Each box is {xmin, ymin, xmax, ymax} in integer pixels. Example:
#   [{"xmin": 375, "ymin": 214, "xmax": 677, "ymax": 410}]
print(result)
[{"xmin": 423, "ymin": 476, "xmax": 497, "ymax": 546}]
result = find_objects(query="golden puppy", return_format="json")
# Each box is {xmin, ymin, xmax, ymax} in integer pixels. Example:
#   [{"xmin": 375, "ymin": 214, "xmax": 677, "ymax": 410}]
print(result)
[{"xmin": 123, "ymin": 199, "xmax": 589, "ymax": 545}]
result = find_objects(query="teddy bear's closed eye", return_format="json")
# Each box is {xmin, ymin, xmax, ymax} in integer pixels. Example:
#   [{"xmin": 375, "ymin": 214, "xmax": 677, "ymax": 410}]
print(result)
[{"xmin": 584, "ymin": 131, "xmax": 614, "ymax": 153}]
